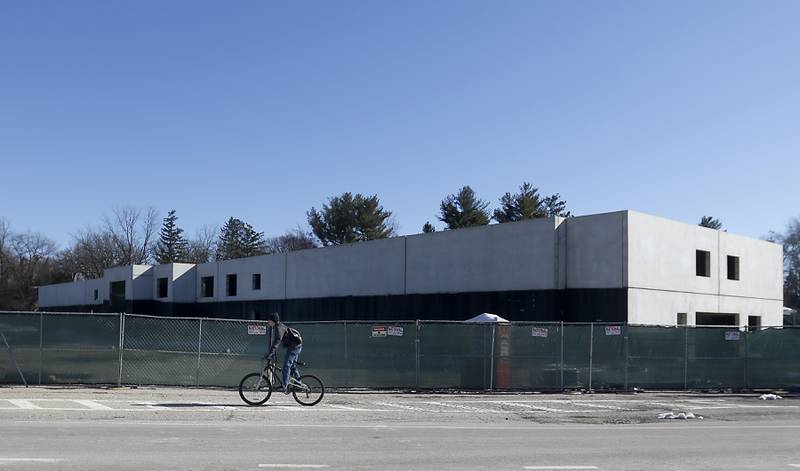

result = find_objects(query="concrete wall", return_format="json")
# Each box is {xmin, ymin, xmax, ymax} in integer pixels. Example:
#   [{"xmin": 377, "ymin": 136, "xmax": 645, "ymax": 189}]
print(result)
[
  {"xmin": 217, "ymin": 254, "xmax": 286, "ymax": 301},
  {"xmin": 38, "ymin": 281, "xmax": 86, "ymax": 307},
  {"xmin": 406, "ymin": 218, "xmax": 558, "ymax": 294},
  {"xmin": 563, "ymin": 212, "xmax": 626, "ymax": 289},
  {"xmin": 627, "ymin": 211, "xmax": 783, "ymax": 326},
  {"xmin": 152, "ymin": 263, "xmax": 196, "ymax": 303},
  {"xmin": 628, "ymin": 288, "xmax": 783, "ymax": 326},
  {"xmin": 287, "ymin": 238, "xmax": 405, "ymax": 298}
]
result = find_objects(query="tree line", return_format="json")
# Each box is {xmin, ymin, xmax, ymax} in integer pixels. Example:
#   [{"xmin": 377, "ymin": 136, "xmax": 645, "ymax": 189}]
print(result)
[{"xmin": 1, "ymin": 183, "xmax": 798, "ymax": 311}]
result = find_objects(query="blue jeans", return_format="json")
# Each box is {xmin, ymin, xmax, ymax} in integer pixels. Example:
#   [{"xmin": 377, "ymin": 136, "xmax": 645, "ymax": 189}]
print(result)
[{"xmin": 283, "ymin": 345, "xmax": 302, "ymax": 391}]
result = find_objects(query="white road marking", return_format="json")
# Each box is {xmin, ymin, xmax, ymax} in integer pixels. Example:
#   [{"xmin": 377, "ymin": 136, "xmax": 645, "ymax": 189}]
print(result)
[
  {"xmin": 787, "ymin": 464, "xmax": 800, "ymax": 468},
  {"xmin": 568, "ymin": 402, "xmax": 625, "ymax": 411},
  {"xmin": 73, "ymin": 400, "xmax": 114, "ymax": 410},
  {"xmin": 258, "ymin": 465, "xmax": 329, "ymax": 468},
  {"xmin": 524, "ymin": 467, "xmax": 598, "ymax": 470},
  {"xmin": 496, "ymin": 402, "xmax": 582, "ymax": 413},
  {"xmin": 7, "ymin": 400, "xmax": 42, "ymax": 410},
  {"xmin": 0, "ymin": 458, "xmax": 63, "ymax": 463},
  {"xmin": 371, "ymin": 401, "xmax": 431, "ymax": 412},
  {"xmin": 421, "ymin": 401, "xmax": 501, "ymax": 413}
]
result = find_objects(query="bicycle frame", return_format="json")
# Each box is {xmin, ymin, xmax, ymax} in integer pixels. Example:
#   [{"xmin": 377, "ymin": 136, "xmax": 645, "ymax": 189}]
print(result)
[{"xmin": 258, "ymin": 360, "xmax": 308, "ymax": 393}]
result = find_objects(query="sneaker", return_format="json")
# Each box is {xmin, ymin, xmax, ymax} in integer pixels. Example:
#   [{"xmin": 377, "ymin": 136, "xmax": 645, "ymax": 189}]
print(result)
[{"xmin": 283, "ymin": 388, "xmax": 290, "ymax": 395}]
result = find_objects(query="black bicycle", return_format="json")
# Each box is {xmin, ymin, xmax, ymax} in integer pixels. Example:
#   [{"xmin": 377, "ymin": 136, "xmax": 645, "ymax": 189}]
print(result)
[{"xmin": 238, "ymin": 358, "xmax": 324, "ymax": 407}]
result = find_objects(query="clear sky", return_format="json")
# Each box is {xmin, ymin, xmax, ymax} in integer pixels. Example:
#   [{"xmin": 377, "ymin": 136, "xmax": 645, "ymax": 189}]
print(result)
[{"xmin": 1, "ymin": 1, "xmax": 798, "ymax": 246}]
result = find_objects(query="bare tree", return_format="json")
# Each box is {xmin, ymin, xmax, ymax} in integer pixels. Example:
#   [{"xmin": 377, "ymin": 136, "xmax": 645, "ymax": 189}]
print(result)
[
  {"xmin": 3, "ymin": 231, "xmax": 61, "ymax": 309},
  {"xmin": 186, "ymin": 225, "xmax": 218, "ymax": 264},
  {"xmin": 61, "ymin": 229, "xmax": 121, "ymax": 279},
  {"xmin": 103, "ymin": 206, "xmax": 158, "ymax": 265},
  {"xmin": 265, "ymin": 227, "xmax": 318, "ymax": 254}
]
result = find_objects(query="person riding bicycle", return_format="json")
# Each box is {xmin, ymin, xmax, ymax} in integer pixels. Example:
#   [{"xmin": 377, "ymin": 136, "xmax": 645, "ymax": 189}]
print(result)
[{"xmin": 264, "ymin": 312, "xmax": 303, "ymax": 394}]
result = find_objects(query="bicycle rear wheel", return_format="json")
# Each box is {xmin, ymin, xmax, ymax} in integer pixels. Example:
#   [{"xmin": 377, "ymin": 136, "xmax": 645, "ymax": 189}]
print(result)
[
  {"xmin": 292, "ymin": 374, "xmax": 324, "ymax": 406},
  {"xmin": 238, "ymin": 373, "xmax": 272, "ymax": 406}
]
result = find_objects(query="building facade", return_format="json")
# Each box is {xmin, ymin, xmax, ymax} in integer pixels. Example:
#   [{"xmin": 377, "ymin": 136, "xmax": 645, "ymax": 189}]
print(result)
[{"xmin": 37, "ymin": 211, "xmax": 784, "ymax": 326}]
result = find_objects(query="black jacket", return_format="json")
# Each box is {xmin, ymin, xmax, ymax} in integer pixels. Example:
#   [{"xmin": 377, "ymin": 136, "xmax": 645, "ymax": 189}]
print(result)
[{"xmin": 268, "ymin": 323, "xmax": 300, "ymax": 357}]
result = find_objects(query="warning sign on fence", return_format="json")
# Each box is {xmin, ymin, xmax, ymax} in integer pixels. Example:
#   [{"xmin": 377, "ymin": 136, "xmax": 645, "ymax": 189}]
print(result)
[
  {"xmin": 247, "ymin": 325, "xmax": 267, "ymax": 335},
  {"xmin": 387, "ymin": 326, "xmax": 404, "ymax": 337},
  {"xmin": 605, "ymin": 326, "xmax": 622, "ymax": 336},
  {"xmin": 531, "ymin": 327, "xmax": 548, "ymax": 338},
  {"xmin": 371, "ymin": 326, "xmax": 387, "ymax": 337},
  {"xmin": 725, "ymin": 331, "xmax": 741, "ymax": 341}
]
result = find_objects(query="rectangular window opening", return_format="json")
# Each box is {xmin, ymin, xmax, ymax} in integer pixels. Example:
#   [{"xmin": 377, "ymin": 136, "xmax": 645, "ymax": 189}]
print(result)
[
  {"xmin": 696, "ymin": 250, "xmax": 711, "ymax": 277},
  {"xmin": 252, "ymin": 273, "xmax": 261, "ymax": 290},
  {"xmin": 748, "ymin": 315, "xmax": 761, "ymax": 331},
  {"xmin": 201, "ymin": 276, "xmax": 214, "ymax": 298},
  {"xmin": 157, "ymin": 277, "xmax": 168, "ymax": 298},
  {"xmin": 727, "ymin": 255, "xmax": 740, "ymax": 280},
  {"xmin": 93, "ymin": 289, "xmax": 99, "ymax": 301},
  {"xmin": 677, "ymin": 313, "xmax": 687, "ymax": 326},
  {"xmin": 226, "ymin": 274, "xmax": 237, "ymax": 297}
]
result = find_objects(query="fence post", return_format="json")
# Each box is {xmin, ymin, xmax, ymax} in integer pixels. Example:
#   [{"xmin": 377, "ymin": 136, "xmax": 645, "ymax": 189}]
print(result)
[
  {"xmin": 489, "ymin": 323, "xmax": 496, "ymax": 391},
  {"xmin": 559, "ymin": 321, "xmax": 564, "ymax": 390},
  {"xmin": 414, "ymin": 319, "xmax": 420, "ymax": 390},
  {"xmin": 588, "ymin": 323, "xmax": 594, "ymax": 391},
  {"xmin": 196, "ymin": 318, "xmax": 203, "ymax": 387},
  {"xmin": 343, "ymin": 320, "xmax": 348, "ymax": 389},
  {"xmin": 117, "ymin": 313, "xmax": 125, "ymax": 387},
  {"xmin": 743, "ymin": 328, "xmax": 748, "ymax": 390},
  {"xmin": 38, "ymin": 312, "xmax": 43, "ymax": 385},
  {"xmin": 623, "ymin": 326, "xmax": 629, "ymax": 392},
  {"xmin": 683, "ymin": 325, "xmax": 689, "ymax": 390}
]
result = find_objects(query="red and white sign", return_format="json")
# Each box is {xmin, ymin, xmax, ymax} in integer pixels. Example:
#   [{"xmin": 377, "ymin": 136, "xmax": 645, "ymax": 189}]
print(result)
[
  {"xmin": 371, "ymin": 326, "xmax": 387, "ymax": 338},
  {"xmin": 531, "ymin": 327, "xmax": 548, "ymax": 338}
]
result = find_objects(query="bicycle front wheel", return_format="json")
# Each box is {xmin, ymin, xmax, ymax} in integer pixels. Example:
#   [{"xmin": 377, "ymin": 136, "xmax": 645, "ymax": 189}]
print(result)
[
  {"xmin": 292, "ymin": 374, "xmax": 324, "ymax": 406},
  {"xmin": 238, "ymin": 372, "xmax": 272, "ymax": 406}
]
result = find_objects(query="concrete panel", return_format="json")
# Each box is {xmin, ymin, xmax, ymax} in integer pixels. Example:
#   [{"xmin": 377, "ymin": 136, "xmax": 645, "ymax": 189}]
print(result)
[
  {"xmin": 565, "ymin": 212, "xmax": 626, "ymax": 289},
  {"xmin": 287, "ymin": 238, "xmax": 405, "ymax": 298},
  {"xmin": 406, "ymin": 219, "xmax": 557, "ymax": 294},
  {"xmin": 718, "ymin": 232, "xmax": 783, "ymax": 300},
  {"xmin": 627, "ymin": 211, "xmax": 720, "ymax": 294},
  {"xmin": 628, "ymin": 288, "xmax": 783, "ymax": 327},
  {"xmin": 195, "ymin": 262, "xmax": 219, "ymax": 303},
  {"xmin": 84, "ymin": 278, "xmax": 104, "ymax": 306},
  {"xmin": 38, "ymin": 281, "xmax": 85, "ymax": 307},
  {"xmin": 216, "ymin": 254, "xmax": 286, "ymax": 301},
  {"xmin": 171, "ymin": 264, "xmax": 197, "ymax": 304},
  {"xmin": 131, "ymin": 265, "xmax": 153, "ymax": 300}
]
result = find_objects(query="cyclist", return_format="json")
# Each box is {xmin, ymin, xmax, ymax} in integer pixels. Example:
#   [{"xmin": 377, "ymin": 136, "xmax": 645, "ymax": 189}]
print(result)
[{"xmin": 264, "ymin": 312, "xmax": 303, "ymax": 394}]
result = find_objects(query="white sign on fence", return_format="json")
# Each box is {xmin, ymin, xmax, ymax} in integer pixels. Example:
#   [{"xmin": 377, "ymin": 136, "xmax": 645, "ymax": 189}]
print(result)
[
  {"xmin": 605, "ymin": 326, "xmax": 622, "ymax": 336},
  {"xmin": 531, "ymin": 327, "xmax": 548, "ymax": 338},
  {"xmin": 247, "ymin": 325, "xmax": 267, "ymax": 335},
  {"xmin": 725, "ymin": 331, "xmax": 741, "ymax": 341},
  {"xmin": 387, "ymin": 326, "xmax": 404, "ymax": 337}
]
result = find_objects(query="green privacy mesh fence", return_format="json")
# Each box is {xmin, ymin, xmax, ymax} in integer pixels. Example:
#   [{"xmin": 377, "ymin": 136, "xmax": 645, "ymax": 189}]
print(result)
[{"xmin": 2, "ymin": 311, "xmax": 799, "ymax": 390}]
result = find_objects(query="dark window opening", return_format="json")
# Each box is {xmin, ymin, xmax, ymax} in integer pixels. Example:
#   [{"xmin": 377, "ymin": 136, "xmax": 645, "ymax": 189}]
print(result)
[
  {"xmin": 109, "ymin": 281, "xmax": 126, "ymax": 309},
  {"xmin": 201, "ymin": 276, "xmax": 214, "ymax": 298},
  {"xmin": 748, "ymin": 315, "xmax": 761, "ymax": 331},
  {"xmin": 157, "ymin": 277, "xmax": 168, "ymax": 298},
  {"xmin": 727, "ymin": 255, "xmax": 740, "ymax": 280},
  {"xmin": 696, "ymin": 312, "xmax": 738, "ymax": 326},
  {"xmin": 677, "ymin": 313, "xmax": 687, "ymax": 326},
  {"xmin": 226, "ymin": 274, "xmax": 237, "ymax": 297},
  {"xmin": 696, "ymin": 250, "xmax": 711, "ymax": 277},
  {"xmin": 93, "ymin": 289, "xmax": 99, "ymax": 301},
  {"xmin": 252, "ymin": 273, "xmax": 261, "ymax": 290}
]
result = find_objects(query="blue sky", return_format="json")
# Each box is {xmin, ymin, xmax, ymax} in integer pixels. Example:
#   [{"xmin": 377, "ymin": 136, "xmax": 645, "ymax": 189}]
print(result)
[{"xmin": 1, "ymin": 1, "xmax": 798, "ymax": 246}]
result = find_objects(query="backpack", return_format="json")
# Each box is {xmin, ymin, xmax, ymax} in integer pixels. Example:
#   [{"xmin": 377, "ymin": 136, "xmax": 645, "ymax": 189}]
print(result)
[{"xmin": 285, "ymin": 326, "xmax": 303, "ymax": 346}]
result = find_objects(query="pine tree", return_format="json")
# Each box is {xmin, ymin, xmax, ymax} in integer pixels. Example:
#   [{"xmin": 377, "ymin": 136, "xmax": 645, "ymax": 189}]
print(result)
[
  {"xmin": 307, "ymin": 193, "xmax": 395, "ymax": 246},
  {"xmin": 216, "ymin": 217, "xmax": 266, "ymax": 260},
  {"xmin": 493, "ymin": 183, "xmax": 571, "ymax": 222},
  {"xmin": 154, "ymin": 210, "xmax": 189, "ymax": 264},
  {"xmin": 699, "ymin": 216, "xmax": 723, "ymax": 230},
  {"xmin": 422, "ymin": 222, "xmax": 436, "ymax": 233},
  {"xmin": 438, "ymin": 186, "xmax": 491, "ymax": 229}
]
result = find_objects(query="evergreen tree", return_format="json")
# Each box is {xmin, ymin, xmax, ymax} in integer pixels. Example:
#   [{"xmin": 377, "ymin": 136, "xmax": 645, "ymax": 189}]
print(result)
[
  {"xmin": 493, "ymin": 182, "xmax": 571, "ymax": 222},
  {"xmin": 422, "ymin": 222, "xmax": 436, "ymax": 233},
  {"xmin": 154, "ymin": 210, "xmax": 189, "ymax": 263},
  {"xmin": 699, "ymin": 216, "xmax": 723, "ymax": 230},
  {"xmin": 307, "ymin": 193, "xmax": 396, "ymax": 246},
  {"xmin": 216, "ymin": 217, "xmax": 266, "ymax": 260},
  {"xmin": 541, "ymin": 193, "xmax": 571, "ymax": 218},
  {"xmin": 438, "ymin": 186, "xmax": 491, "ymax": 229}
]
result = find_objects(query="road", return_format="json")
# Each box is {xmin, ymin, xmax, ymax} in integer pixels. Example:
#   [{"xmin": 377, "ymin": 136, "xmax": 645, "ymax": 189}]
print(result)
[{"xmin": 0, "ymin": 386, "xmax": 799, "ymax": 470}]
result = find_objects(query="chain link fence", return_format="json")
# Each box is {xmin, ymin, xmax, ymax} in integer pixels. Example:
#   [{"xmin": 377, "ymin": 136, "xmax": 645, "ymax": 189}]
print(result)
[{"xmin": 2, "ymin": 311, "xmax": 799, "ymax": 390}]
